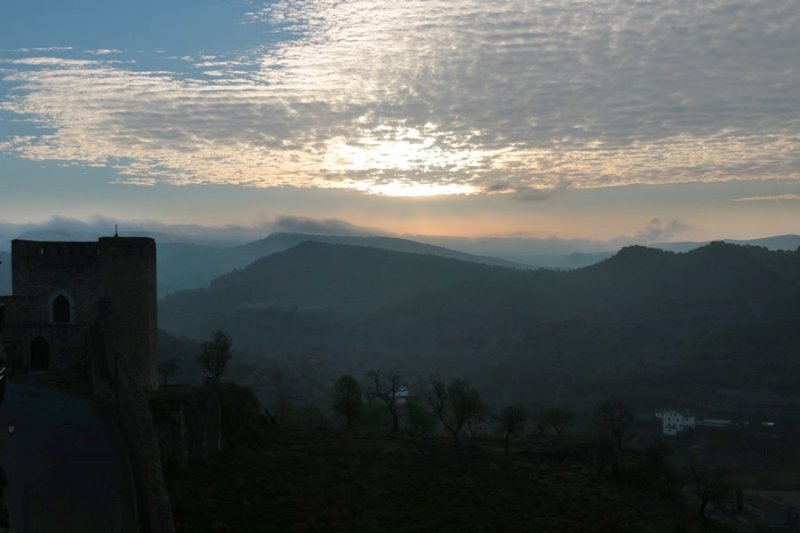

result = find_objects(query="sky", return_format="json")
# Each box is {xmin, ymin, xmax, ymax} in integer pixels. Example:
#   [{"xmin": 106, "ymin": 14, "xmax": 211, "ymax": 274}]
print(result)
[{"xmin": 0, "ymin": 0, "xmax": 798, "ymax": 242}]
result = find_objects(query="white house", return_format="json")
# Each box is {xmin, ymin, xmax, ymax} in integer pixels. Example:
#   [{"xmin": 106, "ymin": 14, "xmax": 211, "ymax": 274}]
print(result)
[
  {"xmin": 394, "ymin": 386, "xmax": 410, "ymax": 405},
  {"xmin": 655, "ymin": 410, "xmax": 696, "ymax": 436}
]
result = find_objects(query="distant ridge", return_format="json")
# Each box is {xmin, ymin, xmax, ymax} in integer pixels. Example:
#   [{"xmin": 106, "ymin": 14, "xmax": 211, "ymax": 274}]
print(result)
[
  {"xmin": 236, "ymin": 232, "xmax": 530, "ymax": 269},
  {"xmin": 162, "ymin": 239, "xmax": 800, "ymax": 345},
  {"xmin": 156, "ymin": 232, "xmax": 529, "ymax": 296},
  {"xmin": 652, "ymin": 234, "xmax": 800, "ymax": 253},
  {"xmin": 159, "ymin": 240, "xmax": 800, "ymax": 412},
  {"xmin": 413, "ymin": 234, "xmax": 800, "ymax": 269}
]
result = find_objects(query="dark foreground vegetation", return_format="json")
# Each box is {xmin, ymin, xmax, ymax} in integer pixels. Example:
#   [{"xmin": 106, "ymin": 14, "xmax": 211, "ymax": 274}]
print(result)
[
  {"xmin": 0, "ymin": 465, "xmax": 8, "ymax": 531},
  {"xmin": 156, "ymin": 240, "xmax": 800, "ymax": 531},
  {"xmin": 166, "ymin": 425, "xmax": 728, "ymax": 533}
]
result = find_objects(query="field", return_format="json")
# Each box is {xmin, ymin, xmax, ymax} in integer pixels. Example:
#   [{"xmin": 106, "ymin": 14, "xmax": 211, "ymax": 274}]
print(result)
[{"xmin": 166, "ymin": 427, "xmax": 728, "ymax": 532}]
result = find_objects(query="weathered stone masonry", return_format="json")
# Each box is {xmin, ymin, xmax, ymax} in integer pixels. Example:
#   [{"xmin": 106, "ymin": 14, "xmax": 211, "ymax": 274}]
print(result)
[
  {"xmin": 0, "ymin": 237, "xmax": 174, "ymax": 533},
  {"xmin": 2, "ymin": 237, "xmax": 157, "ymax": 389}
]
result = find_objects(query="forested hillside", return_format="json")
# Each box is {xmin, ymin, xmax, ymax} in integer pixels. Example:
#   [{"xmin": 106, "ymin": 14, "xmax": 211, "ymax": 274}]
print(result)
[{"xmin": 159, "ymin": 242, "xmax": 800, "ymax": 411}]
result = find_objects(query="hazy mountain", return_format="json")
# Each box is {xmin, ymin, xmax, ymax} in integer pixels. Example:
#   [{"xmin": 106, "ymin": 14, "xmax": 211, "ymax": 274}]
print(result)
[
  {"xmin": 238, "ymin": 233, "xmax": 528, "ymax": 267},
  {"xmin": 416, "ymin": 234, "xmax": 800, "ymax": 267},
  {"xmin": 157, "ymin": 232, "xmax": 528, "ymax": 296},
  {"xmin": 725, "ymin": 234, "xmax": 800, "ymax": 251},
  {"xmin": 158, "ymin": 231, "xmax": 799, "ymax": 296},
  {"xmin": 159, "ymin": 241, "xmax": 800, "ymax": 409},
  {"xmin": 415, "ymin": 235, "xmax": 607, "ymax": 266},
  {"xmin": 553, "ymin": 251, "xmax": 615, "ymax": 269}
]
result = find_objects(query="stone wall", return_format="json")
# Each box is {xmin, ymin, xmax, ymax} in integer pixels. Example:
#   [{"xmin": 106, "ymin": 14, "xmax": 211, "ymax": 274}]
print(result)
[
  {"xmin": 94, "ymin": 314, "xmax": 175, "ymax": 533},
  {"xmin": 11, "ymin": 241, "xmax": 103, "ymax": 327}
]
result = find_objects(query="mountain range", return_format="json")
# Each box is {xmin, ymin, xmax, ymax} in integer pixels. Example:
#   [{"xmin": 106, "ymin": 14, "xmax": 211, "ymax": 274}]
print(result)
[
  {"xmin": 152, "ymin": 232, "xmax": 800, "ymax": 295},
  {"xmin": 156, "ymin": 232, "xmax": 529, "ymax": 296},
  {"xmin": 159, "ymin": 240, "xmax": 800, "ymax": 413},
  {"xmin": 2, "ymin": 230, "xmax": 797, "ymax": 297}
]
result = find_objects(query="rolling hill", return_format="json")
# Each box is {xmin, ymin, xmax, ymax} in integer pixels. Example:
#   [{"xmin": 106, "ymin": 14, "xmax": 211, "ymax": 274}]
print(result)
[
  {"xmin": 157, "ymin": 232, "xmax": 529, "ymax": 295},
  {"xmin": 159, "ymin": 241, "xmax": 800, "ymax": 411}
]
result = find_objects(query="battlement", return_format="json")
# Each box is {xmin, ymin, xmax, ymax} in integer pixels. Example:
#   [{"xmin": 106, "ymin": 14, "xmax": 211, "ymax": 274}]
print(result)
[
  {"xmin": 12, "ymin": 239, "xmax": 101, "ymax": 267},
  {"xmin": 99, "ymin": 236, "xmax": 156, "ymax": 255}
]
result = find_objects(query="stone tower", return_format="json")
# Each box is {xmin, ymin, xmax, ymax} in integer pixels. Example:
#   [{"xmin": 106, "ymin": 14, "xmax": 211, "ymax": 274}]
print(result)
[
  {"xmin": 98, "ymin": 237, "xmax": 158, "ymax": 390},
  {"xmin": 1, "ymin": 236, "xmax": 158, "ymax": 390}
]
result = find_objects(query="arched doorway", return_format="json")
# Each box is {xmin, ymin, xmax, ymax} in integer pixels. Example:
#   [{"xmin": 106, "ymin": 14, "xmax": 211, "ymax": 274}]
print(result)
[
  {"xmin": 53, "ymin": 294, "xmax": 71, "ymax": 323},
  {"xmin": 30, "ymin": 337, "xmax": 50, "ymax": 370}
]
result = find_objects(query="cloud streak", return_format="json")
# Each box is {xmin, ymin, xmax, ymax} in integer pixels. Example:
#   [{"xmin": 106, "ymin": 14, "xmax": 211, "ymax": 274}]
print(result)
[
  {"xmin": 0, "ymin": 1, "xmax": 798, "ymax": 196},
  {"xmin": 732, "ymin": 194, "xmax": 800, "ymax": 202}
]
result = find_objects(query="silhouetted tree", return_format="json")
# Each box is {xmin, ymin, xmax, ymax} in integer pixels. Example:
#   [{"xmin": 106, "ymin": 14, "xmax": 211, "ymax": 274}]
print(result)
[
  {"xmin": 534, "ymin": 411, "xmax": 547, "ymax": 437},
  {"xmin": 495, "ymin": 404, "xmax": 526, "ymax": 453},
  {"xmin": 538, "ymin": 407, "xmax": 575, "ymax": 440},
  {"xmin": 366, "ymin": 369, "xmax": 403, "ymax": 431},
  {"xmin": 405, "ymin": 398, "xmax": 437, "ymax": 434},
  {"xmin": 426, "ymin": 377, "xmax": 484, "ymax": 445},
  {"xmin": 595, "ymin": 396, "xmax": 634, "ymax": 476},
  {"xmin": 633, "ymin": 441, "xmax": 679, "ymax": 496},
  {"xmin": 198, "ymin": 330, "xmax": 233, "ymax": 383},
  {"xmin": 595, "ymin": 396, "xmax": 633, "ymax": 451},
  {"xmin": 688, "ymin": 464, "xmax": 731, "ymax": 518},
  {"xmin": 466, "ymin": 401, "xmax": 487, "ymax": 437},
  {"xmin": 158, "ymin": 358, "xmax": 177, "ymax": 386},
  {"xmin": 333, "ymin": 374, "xmax": 363, "ymax": 428}
]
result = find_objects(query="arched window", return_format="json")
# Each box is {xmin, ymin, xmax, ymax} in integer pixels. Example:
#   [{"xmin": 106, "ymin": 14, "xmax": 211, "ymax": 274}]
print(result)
[
  {"xmin": 53, "ymin": 294, "xmax": 71, "ymax": 323},
  {"xmin": 31, "ymin": 337, "xmax": 50, "ymax": 370}
]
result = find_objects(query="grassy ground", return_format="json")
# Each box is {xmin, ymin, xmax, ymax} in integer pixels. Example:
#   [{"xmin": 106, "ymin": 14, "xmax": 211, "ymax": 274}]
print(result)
[{"xmin": 166, "ymin": 427, "xmax": 730, "ymax": 532}]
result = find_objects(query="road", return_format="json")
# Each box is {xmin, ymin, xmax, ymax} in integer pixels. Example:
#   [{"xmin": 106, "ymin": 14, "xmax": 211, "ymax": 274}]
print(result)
[{"xmin": 0, "ymin": 383, "xmax": 139, "ymax": 533}]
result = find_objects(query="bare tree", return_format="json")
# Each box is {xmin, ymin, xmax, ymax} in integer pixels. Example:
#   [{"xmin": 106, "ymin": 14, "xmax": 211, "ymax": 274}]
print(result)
[
  {"xmin": 366, "ymin": 369, "xmax": 402, "ymax": 431},
  {"xmin": 595, "ymin": 396, "xmax": 634, "ymax": 476},
  {"xmin": 426, "ymin": 377, "xmax": 484, "ymax": 445},
  {"xmin": 197, "ymin": 330, "xmax": 233, "ymax": 383},
  {"xmin": 466, "ymin": 401, "xmax": 487, "ymax": 438},
  {"xmin": 595, "ymin": 396, "xmax": 633, "ymax": 451},
  {"xmin": 534, "ymin": 411, "xmax": 547, "ymax": 437},
  {"xmin": 158, "ymin": 358, "xmax": 177, "ymax": 386},
  {"xmin": 538, "ymin": 407, "xmax": 575, "ymax": 440},
  {"xmin": 495, "ymin": 405, "xmax": 526, "ymax": 453}
]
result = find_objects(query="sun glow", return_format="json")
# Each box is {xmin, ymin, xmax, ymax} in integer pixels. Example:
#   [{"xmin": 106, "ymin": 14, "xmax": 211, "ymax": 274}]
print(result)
[
  {"xmin": 351, "ymin": 180, "xmax": 478, "ymax": 197},
  {"xmin": 321, "ymin": 124, "xmax": 490, "ymax": 197}
]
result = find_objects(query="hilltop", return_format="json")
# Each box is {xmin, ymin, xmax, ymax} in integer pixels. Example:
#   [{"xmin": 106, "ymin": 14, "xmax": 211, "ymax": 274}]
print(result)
[{"xmin": 156, "ymin": 232, "xmax": 528, "ymax": 296}]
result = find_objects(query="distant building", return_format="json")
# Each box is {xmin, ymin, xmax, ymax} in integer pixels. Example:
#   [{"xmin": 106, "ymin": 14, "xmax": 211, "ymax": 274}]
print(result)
[
  {"xmin": 655, "ymin": 410, "xmax": 695, "ymax": 436},
  {"xmin": 695, "ymin": 418, "xmax": 732, "ymax": 429},
  {"xmin": 394, "ymin": 386, "xmax": 410, "ymax": 406}
]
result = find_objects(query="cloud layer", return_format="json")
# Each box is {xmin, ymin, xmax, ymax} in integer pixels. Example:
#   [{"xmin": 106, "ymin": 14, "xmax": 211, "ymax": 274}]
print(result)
[
  {"xmin": 0, "ymin": 215, "xmax": 382, "ymax": 250},
  {"xmin": 1, "ymin": 0, "xmax": 798, "ymax": 196}
]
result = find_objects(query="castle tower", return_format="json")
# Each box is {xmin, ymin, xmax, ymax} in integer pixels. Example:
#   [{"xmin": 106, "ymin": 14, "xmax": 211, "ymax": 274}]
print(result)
[
  {"xmin": 98, "ymin": 237, "xmax": 158, "ymax": 390},
  {"xmin": 3, "ymin": 237, "xmax": 158, "ymax": 390}
]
